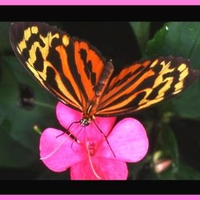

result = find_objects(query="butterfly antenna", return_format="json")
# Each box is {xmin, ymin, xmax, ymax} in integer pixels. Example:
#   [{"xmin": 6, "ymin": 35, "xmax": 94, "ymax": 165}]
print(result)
[
  {"xmin": 67, "ymin": 120, "xmax": 80, "ymax": 131},
  {"xmin": 56, "ymin": 127, "xmax": 81, "ymax": 153},
  {"xmin": 56, "ymin": 121, "xmax": 80, "ymax": 142},
  {"xmin": 56, "ymin": 131, "xmax": 66, "ymax": 138},
  {"xmin": 67, "ymin": 121, "xmax": 83, "ymax": 152},
  {"xmin": 70, "ymin": 127, "xmax": 82, "ymax": 152},
  {"xmin": 93, "ymin": 120, "xmax": 116, "ymax": 157}
]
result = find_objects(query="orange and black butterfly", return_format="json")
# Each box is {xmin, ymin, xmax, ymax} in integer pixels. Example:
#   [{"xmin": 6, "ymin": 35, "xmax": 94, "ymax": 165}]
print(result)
[{"xmin": 9, "ymin": 22, "xmax": 200, "ymax": 126}]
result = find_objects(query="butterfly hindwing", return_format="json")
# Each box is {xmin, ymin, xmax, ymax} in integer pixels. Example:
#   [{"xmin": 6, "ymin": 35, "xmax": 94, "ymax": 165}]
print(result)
[
  {"xmin": 9, "ymin": 22, "xmax": 200, "ymax": 120},
  {"xmin": 97, "ymin": 56, "xmax": 200, "ymax": 116},
  {"xmin": 9, "ymin": 22, "xmax": 106, "ymax": 113}
]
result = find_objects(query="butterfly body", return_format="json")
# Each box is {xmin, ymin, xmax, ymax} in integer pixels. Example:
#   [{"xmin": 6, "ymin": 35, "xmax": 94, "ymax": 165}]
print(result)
[
  {"xmin": 9, "ymin": 22, "xmax": 200, "ymax": 126},
  {"xmin": 81, "ymin": 60, "xmax": 114, "ymax": 126}
]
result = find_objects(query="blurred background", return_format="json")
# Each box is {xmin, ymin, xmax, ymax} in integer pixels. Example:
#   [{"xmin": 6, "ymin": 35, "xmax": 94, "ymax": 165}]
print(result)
[{"xmin": 1, "ymin": 21, "xmax": 200, "ymax": 180}]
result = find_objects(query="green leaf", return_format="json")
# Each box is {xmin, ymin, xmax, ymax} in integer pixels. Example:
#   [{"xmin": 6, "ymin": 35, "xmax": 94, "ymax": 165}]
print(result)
[
  {"xmin": 145, "ymin": 22, "xmax": 200, "ymax": 59},
  {"xmin": 37, "ymin": 170, "xmax": 70, "ymax": 180},
  {"xmin": 129, "ymin": 22, "xmax": 150, "ymax": 53},
  {"xmin": 0, "ymin": 119, "xmax": 37, "ymax": 168},
  {"xmin": 145, "ymin": 22, "xmax": 200, "ymax": 118},
  {"xmin": 159, "ymin": 161, "xmax": 200, "ymax": 180},
  {"xmin": 0, "ymin": 22, "xmax": 12, "ymax": 54},
  {"xmin": 0, "ymin": 56, "xmax": 59, "ymax": 155},
  {"xmin": 158, "ymin": 125, "xmax": 179, "ymax": 172},
  {"xmin": 176, "ymin": 161, "xmax": 200, "ymax": 180},
  {"xmin": 157, "ymin": 117, "xmax": 200, "ymax": 180},
  {"xmin": 172, "ymin": 82, "xmax": 200, "ymax": 118},
  {"xmin": 160, "ymin": 124, "xmax": 179, "ymax": 171},
  {"xmin": 171, "ymin": 118, "xmax": 200, "ymax": 170}
]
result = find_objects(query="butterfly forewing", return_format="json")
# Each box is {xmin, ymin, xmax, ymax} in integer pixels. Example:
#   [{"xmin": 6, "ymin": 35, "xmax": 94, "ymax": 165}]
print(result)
[
  {"xmin": 97, "ymin": 56, "xmax": 200, "ymax": 116},
  {"xmin": 9, "ymin": 22, "xmax": 200, "ymax": 121},
  {"xmin": 9, "ymin": 22, "xmax": 106, "ymax": 114}
]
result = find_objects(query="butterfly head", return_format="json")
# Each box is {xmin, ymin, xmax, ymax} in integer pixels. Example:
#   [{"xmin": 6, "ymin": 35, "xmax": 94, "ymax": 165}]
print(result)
[{"xmin": 80, "ymin": 116, "xmax": 94, "ymax": 127}]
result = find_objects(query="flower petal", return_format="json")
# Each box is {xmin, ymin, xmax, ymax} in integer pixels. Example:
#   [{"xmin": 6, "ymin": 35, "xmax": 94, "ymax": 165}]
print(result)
[
  {"xmin": 39, "ymin": 128, "xmax": 85, "ymax": 172},
  {"xmin": 56, "ymin": 102, "xmax": 116, "ymax": 143},
  {"xmin": 70, "ymin": 157, "xmax": 128, "ymax": 180},
  {"xmin": 78, "ymin": 116, "xmax": 116, "ymax": 144},
  {"xmin": 97, "ymin": 118, "xmax": 149, "ymax": 162},
  {"xmin": 91, "ymin": 116, "xmax": 116, "ymax": 138},
  {"xmin": 56, "ymin": 102, "xmax": 82, "ymax": 130}
]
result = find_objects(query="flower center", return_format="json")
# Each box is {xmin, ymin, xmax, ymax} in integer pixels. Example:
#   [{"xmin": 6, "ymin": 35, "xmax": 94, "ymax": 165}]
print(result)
[
  {"xmin": 86, "ymin": 141, "xmax": 102, "ymax": 179},
  {"xmin": 88, "ymin": 142, "xmax": 96, "ymax": 156}
]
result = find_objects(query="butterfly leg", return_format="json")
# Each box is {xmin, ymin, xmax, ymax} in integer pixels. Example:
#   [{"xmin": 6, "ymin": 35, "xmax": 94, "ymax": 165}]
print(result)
[{"xmin": 93, "ymin": 120, "xmax": 116, "ymax": 158}]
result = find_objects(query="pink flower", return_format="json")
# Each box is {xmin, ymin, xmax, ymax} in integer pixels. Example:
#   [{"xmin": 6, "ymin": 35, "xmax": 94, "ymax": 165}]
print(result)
[{"xmin": 39, "ymin": 102, "xmax": 149, "ymax": 180}]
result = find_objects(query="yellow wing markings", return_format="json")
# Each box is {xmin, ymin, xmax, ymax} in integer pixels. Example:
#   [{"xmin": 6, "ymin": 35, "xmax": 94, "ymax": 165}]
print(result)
[{"xmin": 9, "ymin": 22, "xmax": 200, "ymax": 120}]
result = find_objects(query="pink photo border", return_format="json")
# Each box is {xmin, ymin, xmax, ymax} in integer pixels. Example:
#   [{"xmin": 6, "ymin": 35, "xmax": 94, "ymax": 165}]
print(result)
[
  {"xmin": 0, "ymin": 4, "xmax": 199, "ymax": 200},
  {"xmin": 0, "ymin": 0, "xmax": 200, "ymax": 4}
]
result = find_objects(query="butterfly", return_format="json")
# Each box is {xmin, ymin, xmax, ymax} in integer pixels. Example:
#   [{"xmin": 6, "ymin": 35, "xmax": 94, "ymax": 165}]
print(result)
[{"xmin": 9, "ymin": 22, "xmax": 200, "ymax": 127}]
